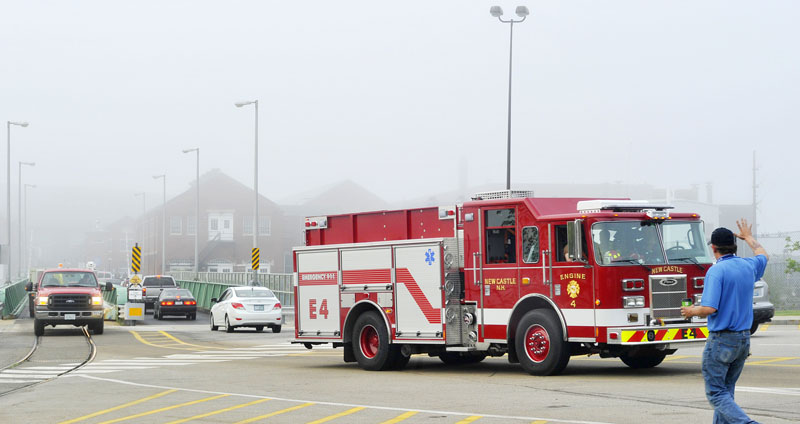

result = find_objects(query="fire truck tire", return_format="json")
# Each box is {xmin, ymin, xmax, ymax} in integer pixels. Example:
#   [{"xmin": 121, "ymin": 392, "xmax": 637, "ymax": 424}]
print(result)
[
  {"xmin": 620, "ymin": 349, "xmax": 667, "ymax": 369},
  {"xmin": 352, "ymin": 311, "xmax": 397, "ymax": 371},
  {"xmin": 34, "ymin": 319, "xmax": 45, "ymax": 336},
  {"xmin": 91, "ymin": 320, "xmax": 104, "ymax": 335},
  {"xmin": 515, "ymin": 310, "xmax": 570, "ymax": 376},
  {"xmin": 438, "ymin": 352, "xmax": 487, "ymax": 365},
  {"xmin": 210, "ymin": 314, "xmax": 219, "ymax": 331}
]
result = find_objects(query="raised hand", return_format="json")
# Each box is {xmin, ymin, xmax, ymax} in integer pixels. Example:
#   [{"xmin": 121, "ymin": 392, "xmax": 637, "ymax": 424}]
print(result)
[{"xmin": 735, "ymin": 218, "xmax": 752, "ymax": 240}]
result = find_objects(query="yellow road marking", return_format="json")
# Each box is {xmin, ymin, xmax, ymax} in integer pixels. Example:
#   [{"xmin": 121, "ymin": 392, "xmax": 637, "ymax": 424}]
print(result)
[
  {"xmin": 662, "ymin": 355, "xmax": 691, "ymax": 361},
  {"xmin": 532, "ymin": 421, "xmax": 549, "ymax": 424},
  {"xmin": 455, "ymin": 416, "xmax": 482, "ymax": 423},
  {"xmin": 97, "ymin": 394, "xmax": 229, "ymax": 424},
  {"xmin": 164, "ymin": 398, "xmax": 271, "ymax": 424},
  {"xmin": 130, "ymin": 331, "xmax": 212, "ymax": 351},
  {"xmin": 58, "ymin": 389, "xmax": 177, "ymax": 424},
  {"xmin": 380, "ymin": 411, "xmax": 418, "ymax": 424},
  {"xmin": 306, "ymin": 407, "xmax": 366, "ymax": 424},
  {"xmin": 761, "ymin": 324, "xmax": 770, "ymax": 332},
  {"xmin": 233, "ymin": 402, "xmax": 314, "ymax": 424},
  {"xmin": 748, "ymin": 356, "xmax": 795, "ymax": 365},
  {"xmin": 158, "ymin": 330, "xmax": 215, "ymax": 349}
]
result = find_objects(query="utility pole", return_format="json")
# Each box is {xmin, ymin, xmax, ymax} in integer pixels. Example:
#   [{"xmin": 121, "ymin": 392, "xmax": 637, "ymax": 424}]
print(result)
[{"xmin": 752, "ymin": 151, "xmax": 758, "ymax": 237}]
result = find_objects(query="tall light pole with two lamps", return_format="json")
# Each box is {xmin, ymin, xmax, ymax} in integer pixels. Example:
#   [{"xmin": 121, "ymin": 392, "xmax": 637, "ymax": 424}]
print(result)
[
  {"xmin": 153, "ymin": 175, "xmax": 166, "ymax": 274},
  {"xmin": 18, "ymin": 161, "xmax": 34, "ymax": 277},
  {"xmin": 235, "ymin": 100, "xmax": 259, "ymax": 283},
  {"xmin": 6, "ymin": 120, "xmax": 28, "ymax": 283},
  {"xmin": 182, "ymin": 148, "xmax": 200, "ymax": 278},
  {"xmin": 490, "ymin": 5, "xmax": 529, "ymax": 191}
]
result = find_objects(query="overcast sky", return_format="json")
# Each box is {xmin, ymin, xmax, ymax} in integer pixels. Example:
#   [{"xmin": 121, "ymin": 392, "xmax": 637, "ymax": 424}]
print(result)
[{"xmin": 2, "ymin": 1, "xmax": 798, "ymax": 234}]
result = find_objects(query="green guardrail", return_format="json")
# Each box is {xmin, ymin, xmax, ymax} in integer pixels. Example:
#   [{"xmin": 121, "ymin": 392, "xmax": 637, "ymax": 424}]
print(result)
[
  {"xmin": 177, "ymin": 276, "xmax": 293, "ymax": 311},
  {"xmin": 1, "ymin": 279, "xmax": 30, "ymax": 319},
  {"xmin": 102, "ymin": 285, "xmax": 128, "ymax": 320}
]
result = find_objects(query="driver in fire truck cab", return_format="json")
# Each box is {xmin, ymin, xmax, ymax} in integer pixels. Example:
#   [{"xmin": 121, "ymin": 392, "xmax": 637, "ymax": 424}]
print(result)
[{"xmin": 593, "ymin": 223, "xmax": 666, "ymax": 265}]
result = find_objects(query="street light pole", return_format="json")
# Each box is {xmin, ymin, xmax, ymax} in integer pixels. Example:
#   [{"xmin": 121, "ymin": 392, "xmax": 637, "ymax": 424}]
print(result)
[
  {"xmin": 6, "ymin": 120, "xmax": 28, "ymax": 283},
  {"xmin": 18, "ymin": 161, "xmax": 34, "ymax": 277},
  {"xmin": 490, "ymin": 6, "xmax": 529, "ymax": 191},
  {"xmin": 235, "ymin": 100, "xmax": 259, "ymax": 283},
  {"xmin": 24, "ymin": 184, "xmax": 35, "ymax": 274},
  {"xmin": 182, "ymin": 148, "xmax": 200, "ymax": 278},
  {"xmin": 153, "ymin": 175, "xmax": 166, "ymax": 274}
]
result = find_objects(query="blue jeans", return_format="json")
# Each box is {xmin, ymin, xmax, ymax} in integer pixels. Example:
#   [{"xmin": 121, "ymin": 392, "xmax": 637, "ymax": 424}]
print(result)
[{"xmin": 702, "ymin": 330, "xmax": 757, "ymax": 424}]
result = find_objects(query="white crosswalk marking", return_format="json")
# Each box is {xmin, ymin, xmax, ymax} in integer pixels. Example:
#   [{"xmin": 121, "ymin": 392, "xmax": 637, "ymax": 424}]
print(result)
[{"xmin": 0, "ymin": 343, "xmax": 334, "ymax": 385}]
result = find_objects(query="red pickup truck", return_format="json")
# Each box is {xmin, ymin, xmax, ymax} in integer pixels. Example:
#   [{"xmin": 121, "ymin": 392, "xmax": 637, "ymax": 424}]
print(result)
[{"xmin": 26, "ymin": 269, "xmax": 112, "ymax": 336}]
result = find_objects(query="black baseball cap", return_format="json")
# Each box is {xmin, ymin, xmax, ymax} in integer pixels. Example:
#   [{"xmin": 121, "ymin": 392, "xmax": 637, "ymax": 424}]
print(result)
[{"xmin": 709, "ymin": 227, "xmax": 736, "ymax": 246}]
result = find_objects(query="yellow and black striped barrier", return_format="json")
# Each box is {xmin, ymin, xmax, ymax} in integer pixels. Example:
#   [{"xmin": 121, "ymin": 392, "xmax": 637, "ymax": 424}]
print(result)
[
  {"xmin": 132, "ymin": 244, "xmax": 142, "ymax": 273},
  {"xmin": 252, "ymin": 248, "xmax": 260, "ymax": 271}
]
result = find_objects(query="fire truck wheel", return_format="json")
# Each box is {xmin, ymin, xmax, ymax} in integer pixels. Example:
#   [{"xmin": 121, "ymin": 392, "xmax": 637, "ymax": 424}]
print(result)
[
  {"xmin": 515, "ymin": 310, "xmax": 570, "ymax": 376},
  {"xmin": 438, "ymin": 352, "xmax": 487, "ymax": 365},
  {"xmin": 388, "ymin": 352, "xmax": 410, "ymax": 370},
  {"xmin": 620, "ymin": 349, "xmax": 667, "ymax": 369},
  {"xmin": 352, "ymin": 311, "xmax": 396, "ymax": 371}
]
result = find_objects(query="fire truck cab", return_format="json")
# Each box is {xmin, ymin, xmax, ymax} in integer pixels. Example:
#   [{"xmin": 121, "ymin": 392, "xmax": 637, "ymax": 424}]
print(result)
[{"xmin": 293, "ymin": 191, "xmax": 712, "ymax": 375}]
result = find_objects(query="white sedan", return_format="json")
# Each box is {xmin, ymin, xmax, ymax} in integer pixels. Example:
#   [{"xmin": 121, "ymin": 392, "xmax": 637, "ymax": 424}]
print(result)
[{"xmin": 210, "ymin": 287, "xmax": 282, "ymax": 333}]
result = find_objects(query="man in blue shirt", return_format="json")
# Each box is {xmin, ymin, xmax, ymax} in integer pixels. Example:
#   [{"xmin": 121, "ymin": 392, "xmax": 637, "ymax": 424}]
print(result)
[{"xmin": 681, "ymin": 219, "xmax": 768, "ymax": 424}]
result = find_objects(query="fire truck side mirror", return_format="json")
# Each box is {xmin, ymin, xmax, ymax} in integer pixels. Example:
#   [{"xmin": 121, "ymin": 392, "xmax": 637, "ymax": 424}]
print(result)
[{"xmin": 567, "ymin": 220, "xmax": 586, "ymax": 263}]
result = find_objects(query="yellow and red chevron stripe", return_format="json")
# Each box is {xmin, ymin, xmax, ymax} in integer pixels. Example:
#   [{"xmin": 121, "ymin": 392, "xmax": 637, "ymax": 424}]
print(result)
[{"xmin": 621, "ymin": 326, "xmax": 708, "ymax": 343}]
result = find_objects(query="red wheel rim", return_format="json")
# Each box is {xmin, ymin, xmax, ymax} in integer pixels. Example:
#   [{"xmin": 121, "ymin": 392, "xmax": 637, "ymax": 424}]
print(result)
[
  {"xmin": 359, "ymin": 325, "xmax": 380, "ymax": 359},
  {"xmin": 524, "ymin": 324, "xmax": 550, "ymax": 363}
]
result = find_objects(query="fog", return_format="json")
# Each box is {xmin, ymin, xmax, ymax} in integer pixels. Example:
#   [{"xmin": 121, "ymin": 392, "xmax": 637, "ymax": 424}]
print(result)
[{"xmin": 2, "ymin": 1, "xmax": 799, "ymax": 271}]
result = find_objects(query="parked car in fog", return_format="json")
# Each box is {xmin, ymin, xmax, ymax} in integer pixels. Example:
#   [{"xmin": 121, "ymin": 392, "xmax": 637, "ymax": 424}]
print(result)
[
  {"xmin": 751, "ymin": 279, "xmax": 774, "ymax": 334},
  {"xmin": 210, "ymin": 287, "xmax": 282, "ymax": 333}
]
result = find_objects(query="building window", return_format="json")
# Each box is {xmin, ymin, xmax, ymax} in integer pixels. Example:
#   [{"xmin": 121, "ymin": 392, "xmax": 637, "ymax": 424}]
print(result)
[
  {"xmin": 210, "ymin": 217, "xmax": 218, "ymax": 231},
  {"xmin": 170, "ymin": 216, "xmax": 182, "ymax": 235},
  {"xmin": 259, "ymin": 216, "xmax": 271, "ymax": 236},
  {"xmin": 243, "ymin": 216, "xmax": 254, "ymax": 236},
  {"xmin": 187, "ymin": 216, "xmax": 196, "ymax": 236}
]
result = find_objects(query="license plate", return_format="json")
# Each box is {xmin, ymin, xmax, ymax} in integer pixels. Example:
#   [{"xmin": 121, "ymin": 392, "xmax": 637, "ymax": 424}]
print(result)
[
  {"xmin": 64, "ymin": 313, "xmax": 76, "ymax": 320},
  {"xmin": 254, "ymin": 305, "xmax": 264, "ymax": 311},
  {"xmin": 175, "ymin": 301, "xmax": 183, "ymax": 305}
]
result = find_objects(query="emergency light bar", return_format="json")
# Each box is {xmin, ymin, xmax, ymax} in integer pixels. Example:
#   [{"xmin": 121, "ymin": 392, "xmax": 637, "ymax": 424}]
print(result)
[
  {"xmin": 577, "ymin": 200, "xmax": 673, "ymax": 215},
  {"xmin": 471, "ymin": 190, "xmax": 534, "ymax": 201}
]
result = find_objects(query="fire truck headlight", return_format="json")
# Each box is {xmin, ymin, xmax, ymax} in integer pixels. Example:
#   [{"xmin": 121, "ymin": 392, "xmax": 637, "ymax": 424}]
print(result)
[
  {"xmin": 693, "ymin": 294, "xmax": 702, "ymax": 305},
  {"xmin": 623, "ymin": 296, "xmax": 644, "ymax": 308}
]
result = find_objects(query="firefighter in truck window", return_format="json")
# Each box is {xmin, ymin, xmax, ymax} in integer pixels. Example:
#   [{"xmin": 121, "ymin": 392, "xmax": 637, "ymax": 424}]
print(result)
[
  {"xmin": 592, "ymin": 222, "xmax": 665, "ymax": 265},
  {"xmin": 485, "ymin": 209, "xmax": 516, "ymax": 264}
]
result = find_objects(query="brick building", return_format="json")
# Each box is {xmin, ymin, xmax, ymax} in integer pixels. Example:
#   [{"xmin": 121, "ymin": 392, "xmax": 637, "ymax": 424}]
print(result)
[{"xmin": 138, "ymin": 169, "xmax": 284, "ymax": 274}]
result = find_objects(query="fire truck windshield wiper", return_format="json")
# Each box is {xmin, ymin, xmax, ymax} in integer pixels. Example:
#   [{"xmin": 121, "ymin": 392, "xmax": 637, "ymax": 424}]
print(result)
[
  {"xmin": 610, "ymin": 258, "xmax": 652, "ymax": 272},
  {"xmin": 670, "ymin": 257, "xmax": 705, "ymax": 270}
]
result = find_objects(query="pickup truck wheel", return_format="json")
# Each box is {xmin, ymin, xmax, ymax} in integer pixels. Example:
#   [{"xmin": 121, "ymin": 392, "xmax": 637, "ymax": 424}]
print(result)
[
  {"xmin": 515, "ymin": 310, "xmax": 570, "ymax": 376},
  {"xmin": 210, "ymin": 314, "xmax": 218, "ymax": 331},
  {"xmin": 225, "ymin": 315, "xmax": 235, "ymax": 333},
  {"xmin": 750, "ymin": 321, "xmax": 759, "ymax": 335},
  {"xmin": 28, "ymin": 296, "xmax": 34, "ymax": 318},
  {"xmin": 34, "ymin": 319, "xmax": 45, "ymax": 336},
  {"xmin": 271, "ymin": 325, "xmax": 282, "ymax": 334},
  {"xmin": 352, "ymin": 311, "xmax": 397, "ymax": 371},
  {"xmin": 620, "ymin": 349, "xmax": 666, "ymax": 369},
  {"xmin": 91, "ymin": 320, "xmax": 104, "ymax": 335}
]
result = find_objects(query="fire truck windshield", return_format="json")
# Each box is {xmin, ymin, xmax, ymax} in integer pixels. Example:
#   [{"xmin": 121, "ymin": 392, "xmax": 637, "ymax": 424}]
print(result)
[
  {"xmin": 591, "ymin": 221, "xmax": 713, "ymax": 266},
  {"xmin": 592, "ymin": 221, "xmax": 665, "ymax": 266}
]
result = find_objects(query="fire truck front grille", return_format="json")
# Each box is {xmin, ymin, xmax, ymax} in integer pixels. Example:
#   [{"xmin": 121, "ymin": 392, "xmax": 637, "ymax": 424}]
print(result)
[
  {"xmin": 49, "ymin": 294, "xmax": 91, "ymax": 310},
  {"xmin": 649, "ymin": 274, "xmax": 687, "ymax": 320}
]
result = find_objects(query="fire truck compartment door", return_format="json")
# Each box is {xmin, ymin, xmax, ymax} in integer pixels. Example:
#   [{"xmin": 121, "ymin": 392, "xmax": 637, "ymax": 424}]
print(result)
[
  {"xmin": 296, "ymin": 250, "xmax": 341, "ymax": 337},
  {"xmin": 394, "ymin": 244, "xmax": 443, "ymax": 338}
]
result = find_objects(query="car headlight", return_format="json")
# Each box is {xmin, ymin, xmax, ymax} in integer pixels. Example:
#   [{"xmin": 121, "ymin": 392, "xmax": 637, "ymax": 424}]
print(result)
[
  {"xmin": 92, "ymin": 296, "xmax": 102, "ymax": 305},
  {"xmin": 38, "ymin": 296, "xmax": 48, "ymax": 305}
]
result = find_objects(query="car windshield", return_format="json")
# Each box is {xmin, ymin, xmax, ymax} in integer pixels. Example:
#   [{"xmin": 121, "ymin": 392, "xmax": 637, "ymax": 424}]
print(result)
[
  {"xmin": 661, "ymin": 221, "xmax": 714, "ymax": 264},
  {"xmin": 41, "ymin": 272, "xmax": 98, "ymax": 287},
  {"xmin": 162, "ymin": 289, "xmax": 192, "ymax": 297},
  {"xmin": 592, "ymin": 221, "xmax": 666, "ymax": 265},
  {"xmin": 143, "ymin": 277, "xmax": 176, "ymax": 287},
  {"xmin": 234, "ymin": 288, "xmax": 275, "ymax": 298}
]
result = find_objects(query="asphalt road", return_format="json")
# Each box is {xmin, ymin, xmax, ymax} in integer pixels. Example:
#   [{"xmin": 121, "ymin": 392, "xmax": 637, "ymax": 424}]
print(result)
[{"xmin": 1, "ymin": 318, "xmax": 798, "ymax": 424}]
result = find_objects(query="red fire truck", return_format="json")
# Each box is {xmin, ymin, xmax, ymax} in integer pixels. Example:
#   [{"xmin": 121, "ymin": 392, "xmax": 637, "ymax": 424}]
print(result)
[{"xmin": 293, "ymin": 191, "xmax": 712, "ymax": 375}]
